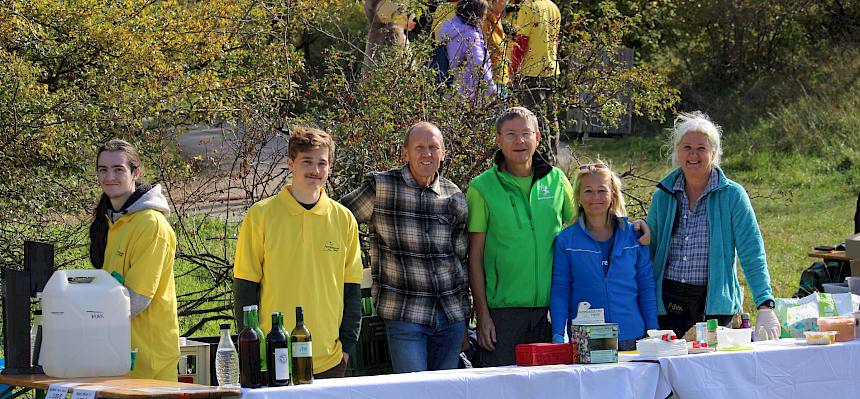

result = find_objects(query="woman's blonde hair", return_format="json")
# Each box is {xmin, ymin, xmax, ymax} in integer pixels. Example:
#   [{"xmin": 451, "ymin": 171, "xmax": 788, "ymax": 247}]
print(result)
[{"xmin": 571, "ymin": 160, "xmax": 627, "ymax": 224}]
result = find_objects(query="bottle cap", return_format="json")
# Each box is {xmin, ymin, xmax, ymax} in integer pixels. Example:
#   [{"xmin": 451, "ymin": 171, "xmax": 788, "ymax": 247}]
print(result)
[
  {"xmin": 741, "ymin": 313, "xmax": 750, "ymax": 320},
  {"xmin": 242, "ymin": 305, "xmax": 253, "ymax": 311},
  {"xmin": 272, "ymin": 311, "xmax": 280, "ymax": 315},
  {"xmin": 707, "ymin": 319, "xmax": 718, "ymax": 329},
  {"xmin": 249, "ymin": 305, "xmax": 258, "ymax": 310},
  {"xmin": 219, "ymin": 323, "xmax": 231, "ymax": 330}
]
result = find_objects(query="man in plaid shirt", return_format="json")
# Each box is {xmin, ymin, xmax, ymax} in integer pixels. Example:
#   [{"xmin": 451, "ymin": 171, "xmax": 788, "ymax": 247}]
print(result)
[{"xmin": 340, "ymin": 121, "xmax": 470, "ymax": 373}]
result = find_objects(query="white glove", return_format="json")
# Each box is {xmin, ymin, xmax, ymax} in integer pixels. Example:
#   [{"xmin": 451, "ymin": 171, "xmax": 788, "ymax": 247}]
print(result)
[{"xmin": 754, "ymin": 308, "xmax": 781, "ymax": 341}]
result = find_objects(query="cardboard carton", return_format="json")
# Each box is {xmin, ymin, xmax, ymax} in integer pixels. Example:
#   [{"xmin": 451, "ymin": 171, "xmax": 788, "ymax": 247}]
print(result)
[
  {"xmin": 846, "ymin": 232, "xmax": 860, "ymax": 261},
  {"xmin": 850, "ymin": 259, "xmax": 860, "ymax": 277}
]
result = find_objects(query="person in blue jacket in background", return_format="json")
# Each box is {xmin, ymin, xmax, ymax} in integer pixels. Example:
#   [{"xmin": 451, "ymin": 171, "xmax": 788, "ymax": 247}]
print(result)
[{"xmin": 550, "ymin": 161, "xmax": 658, "ymax": 350}]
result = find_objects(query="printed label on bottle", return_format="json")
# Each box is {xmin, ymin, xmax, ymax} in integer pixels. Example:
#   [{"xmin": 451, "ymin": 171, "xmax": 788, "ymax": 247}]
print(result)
[
  {"xmin": 274, "ymin": 348, "xmax": 291, "ymax": 379},
  {"xmin": 292, "ymin": 342, "xmax": 312, "ymax": 358}
]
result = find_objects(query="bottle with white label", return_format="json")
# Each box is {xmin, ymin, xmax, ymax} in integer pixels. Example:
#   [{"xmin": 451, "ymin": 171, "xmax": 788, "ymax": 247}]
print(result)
[
  {"xmin": 290, "ymin": 306, "xmax": 313, "ymax": 385},
  {"xmin": 266, "ymin": 312, "xmax": 290, "ymax": 386}
]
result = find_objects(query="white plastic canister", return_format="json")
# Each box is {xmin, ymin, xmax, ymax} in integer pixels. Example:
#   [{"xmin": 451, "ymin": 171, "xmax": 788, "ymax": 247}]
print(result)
[{"xmin": 40, "ymin": 269, "xmax": 131, "ymax": 378}]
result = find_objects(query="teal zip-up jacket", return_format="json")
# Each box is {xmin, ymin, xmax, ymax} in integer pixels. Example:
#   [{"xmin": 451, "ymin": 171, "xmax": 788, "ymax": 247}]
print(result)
[
  {"xmin": 646, "ymin": 166, "xmax": 774, "ymax": 315},
  {"xmin": 469, "ymin": 151, "xmax": 572, "ymax": 308}
]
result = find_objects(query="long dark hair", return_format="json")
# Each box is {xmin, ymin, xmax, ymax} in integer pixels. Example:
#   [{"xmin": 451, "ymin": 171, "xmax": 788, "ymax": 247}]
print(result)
[
  {"xmin": 89, "ymin": 139, "xmax": 142, "ymax": 269},
  {"xmin": 456, "ymin": 0, "xmax": 487, "ymax": 28}
]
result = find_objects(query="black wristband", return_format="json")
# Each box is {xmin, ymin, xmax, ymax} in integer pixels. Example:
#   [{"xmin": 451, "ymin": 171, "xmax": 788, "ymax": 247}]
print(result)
[{"xmin": 758, "ymin": 299, "xmax": 775, "ymax": 309}]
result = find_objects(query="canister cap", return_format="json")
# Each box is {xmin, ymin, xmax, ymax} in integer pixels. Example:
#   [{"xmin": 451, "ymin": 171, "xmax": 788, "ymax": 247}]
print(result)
[{"xmin": 707, "ymin": 319, "xmax": 718, "ymax": 329}]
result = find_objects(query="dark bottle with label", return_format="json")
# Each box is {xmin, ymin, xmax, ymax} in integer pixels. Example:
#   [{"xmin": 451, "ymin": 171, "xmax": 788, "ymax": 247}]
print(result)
[
  {"xmin": 238, "ymin": 306, "xmax": 262, "ymax": 388},
  {"xmin": 266, "ymin": 312, "xmax": 291, "ymax": 387},
  {"xmin": 290, "ymin": 306, "xmax": 314, "ymax": 385}
]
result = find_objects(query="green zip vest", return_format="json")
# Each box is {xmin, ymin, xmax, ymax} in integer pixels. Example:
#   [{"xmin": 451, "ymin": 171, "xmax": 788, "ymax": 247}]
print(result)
[{"xmin": 470, "ymin": 154, "xmax": 570, "ymax": 308}]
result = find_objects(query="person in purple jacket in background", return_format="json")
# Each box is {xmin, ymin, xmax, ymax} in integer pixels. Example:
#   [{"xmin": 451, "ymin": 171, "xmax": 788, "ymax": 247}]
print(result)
[{"xmin": 437, "ymin": 0, "xmax": 497, "ymax": 100}]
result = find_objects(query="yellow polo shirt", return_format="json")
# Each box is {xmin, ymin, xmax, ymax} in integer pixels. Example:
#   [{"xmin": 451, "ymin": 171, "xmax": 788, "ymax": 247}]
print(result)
[
  {"xmin": 104, "ymin": 209, "xmax": 179, "ymax": 381},
  {"xmin": 234, "ymin": 186, "xmax": 363, "ymax": 374},
  {"xmin": 514, "ymin": 0, "xmax": 561, "ymax": 77}
]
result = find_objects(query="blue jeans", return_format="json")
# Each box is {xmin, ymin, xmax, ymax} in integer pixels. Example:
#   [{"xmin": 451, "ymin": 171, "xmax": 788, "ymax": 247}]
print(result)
[{"xmin": 384, "ymin": 312, "xmax": 465, "ymax": 373}]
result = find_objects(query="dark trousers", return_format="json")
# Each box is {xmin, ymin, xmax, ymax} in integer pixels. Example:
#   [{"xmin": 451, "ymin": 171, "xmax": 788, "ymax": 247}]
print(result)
[
  {"xmin": 313, "ymin": 355, "xmax": 347, "ymax": 379},
  {"xmin": 658, "ymin": 279, "xmax": 733, "ymax": 338},
  {"xmin": 478, "ymin": 307, "xmax": 552, "ymax": 367}
]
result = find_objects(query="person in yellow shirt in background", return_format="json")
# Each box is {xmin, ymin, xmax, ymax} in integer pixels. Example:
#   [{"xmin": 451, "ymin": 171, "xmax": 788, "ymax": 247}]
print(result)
[
  {"xmin": 89, "ymin": 139, "xmax": 179, "ymax": 381},
  {"xmin": 484, "ymin": 0, "xmax": 511, "ymax": 90},
  {"xmin": 233, "ymin": 127, "xmax": 363, "ymax": 379},
  {"xmin": 509, "ymin": 0, "xmax": 561, "ymax": 163}
]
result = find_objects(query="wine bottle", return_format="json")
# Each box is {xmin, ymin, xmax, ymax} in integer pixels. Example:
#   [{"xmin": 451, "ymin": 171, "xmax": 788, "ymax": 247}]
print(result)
[
  {"xmin": 266, "ymin": 312, "xmax": 291, "ymax": 387},
  {"xmin": 249, "ymin": 305, "xmax": 267, "ymax": 373},
  {"xmin": 238, "ymin": 306, "xmax": 262, "ymax": 388},
  {"xmin": 290, "ymin": 306, "xmax": 314, "ymax": 385}
]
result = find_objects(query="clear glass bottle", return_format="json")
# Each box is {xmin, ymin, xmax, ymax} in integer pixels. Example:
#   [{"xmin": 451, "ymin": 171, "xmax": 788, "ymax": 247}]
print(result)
[{"xmin": 215, "ymin": 323, "xmax": 239, "ymax": 387}]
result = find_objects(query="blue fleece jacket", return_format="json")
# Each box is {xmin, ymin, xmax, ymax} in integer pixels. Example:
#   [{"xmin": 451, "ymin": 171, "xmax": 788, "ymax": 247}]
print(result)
[
  {"xmin": 646, "ymin": 166, "xmax": 774, "ymax": 315},
  {"xmin": 550, "ymin": 216, "xmax": 659, "ymax": 341}
]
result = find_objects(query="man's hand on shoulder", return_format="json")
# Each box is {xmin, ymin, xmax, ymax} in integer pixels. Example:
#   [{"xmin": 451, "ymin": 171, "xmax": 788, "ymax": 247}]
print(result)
[{"xmin": 632, "ymin": 219, "xmax": 651, "ymax": 246}]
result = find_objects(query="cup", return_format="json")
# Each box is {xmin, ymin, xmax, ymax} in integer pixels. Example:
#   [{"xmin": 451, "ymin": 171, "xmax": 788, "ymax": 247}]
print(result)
[{"xmin": 846, "ymin": 276, "xmax": 860, "ymax": 296}]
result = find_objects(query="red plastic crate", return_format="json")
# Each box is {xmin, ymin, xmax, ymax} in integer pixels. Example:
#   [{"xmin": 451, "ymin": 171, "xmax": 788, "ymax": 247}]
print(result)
[{"xmin": 515, "ymin": 343, "xmax": 574, "ymax": 366}]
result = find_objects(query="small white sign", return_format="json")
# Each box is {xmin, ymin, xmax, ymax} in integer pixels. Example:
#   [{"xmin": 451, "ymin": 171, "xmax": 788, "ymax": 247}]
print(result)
[
  {"xmin": 70, "ymin": 388, "xmax": 99, "ymax": 399},
  {"xmin": 46, "ymin": 383, "xmax": 77, "ymax": 399},
  {"xmin": 571, "ymin": 302, "xmax": 605, "ymax": 325}
]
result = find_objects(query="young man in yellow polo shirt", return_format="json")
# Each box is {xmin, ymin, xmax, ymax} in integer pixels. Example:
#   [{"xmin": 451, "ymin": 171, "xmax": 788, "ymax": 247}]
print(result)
[
  {"xmin": 233, "ymin": 127, "xmax": 363, "ymax": 378},
  {"xmin": 89, "ymin": 139, "xmax": 180, "ymax": 381}
]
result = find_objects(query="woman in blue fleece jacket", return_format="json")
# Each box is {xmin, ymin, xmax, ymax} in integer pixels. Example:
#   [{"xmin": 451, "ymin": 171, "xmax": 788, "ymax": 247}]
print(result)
[
  {"xmin": 550, "ymin": 162, "xmax": 658, "ymax": 349},
  {"xmin": 646, "ymin": 111, "xmax": 780, "ymax": 341}
]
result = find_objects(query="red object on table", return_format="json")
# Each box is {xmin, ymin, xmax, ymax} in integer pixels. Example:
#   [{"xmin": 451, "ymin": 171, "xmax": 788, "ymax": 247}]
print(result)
[{"xmin": 515, "ymin": 343, "xmax": 574, "ymax": 366}]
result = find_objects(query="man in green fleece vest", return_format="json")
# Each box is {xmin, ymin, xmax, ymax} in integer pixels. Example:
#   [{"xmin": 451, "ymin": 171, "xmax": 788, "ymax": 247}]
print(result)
[{"xmin": 466, "ymin": 106, "xmax": 573, "ymax": 366}]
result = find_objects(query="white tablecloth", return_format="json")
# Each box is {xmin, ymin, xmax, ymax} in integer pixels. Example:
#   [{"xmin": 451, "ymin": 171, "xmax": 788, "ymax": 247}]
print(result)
[
  {"xmin": 656, "ymin": 339, "xmax": 860, "ymax": 399},
  {"xmin": 241, "ymin": 362, "xmax": 671, "ymax": 399}
]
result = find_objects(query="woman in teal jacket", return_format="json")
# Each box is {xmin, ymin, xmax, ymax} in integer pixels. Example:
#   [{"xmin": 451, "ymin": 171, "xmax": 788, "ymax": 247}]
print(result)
[{"xmin": 646, "ymin": 111, "xmax": 780, "ymax": 341}]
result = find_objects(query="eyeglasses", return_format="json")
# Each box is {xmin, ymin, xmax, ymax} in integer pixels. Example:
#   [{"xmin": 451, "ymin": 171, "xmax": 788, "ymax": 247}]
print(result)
[
  {"xmin": 500, "ymin": 130, "xmax": 536, "ymax": 141},
  {"xmin": 577, "ymin": 163, "xmax": 607, "ymax": 171}
]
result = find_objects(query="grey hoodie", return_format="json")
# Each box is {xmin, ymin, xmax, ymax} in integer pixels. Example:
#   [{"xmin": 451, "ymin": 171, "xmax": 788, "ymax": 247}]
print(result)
[{"xmin": 108, "ymin": 184, "xmax": 171, "ymax": 223}]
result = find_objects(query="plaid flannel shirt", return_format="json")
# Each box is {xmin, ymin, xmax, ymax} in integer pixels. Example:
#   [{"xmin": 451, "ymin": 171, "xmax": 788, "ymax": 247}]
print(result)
[
  {"xmin": 665, "ymin": 168, "xmax": 720, "ymax": 286},
  {"xmin": 340, "ymin": 166, "xmax": 470, "ymax": 326}
]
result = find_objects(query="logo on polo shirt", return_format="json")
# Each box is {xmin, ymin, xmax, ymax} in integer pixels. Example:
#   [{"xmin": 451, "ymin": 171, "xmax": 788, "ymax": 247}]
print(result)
[
  {"xmin": 115, "ymin": 250, "xmax": 125, "ymax": 257},
  {"xmin": 536, "ymin": 183, "xmax": 553, "ymax": 200},
  {"xmin": 323, "ymin": 241, "xmax": 339, "ymax": 252}
]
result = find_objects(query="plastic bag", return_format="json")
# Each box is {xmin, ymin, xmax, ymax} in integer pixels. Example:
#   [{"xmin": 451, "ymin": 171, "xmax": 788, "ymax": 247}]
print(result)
[{"xmin": 775, "ymin": 292, "xmax": 860, "ymax": 338}]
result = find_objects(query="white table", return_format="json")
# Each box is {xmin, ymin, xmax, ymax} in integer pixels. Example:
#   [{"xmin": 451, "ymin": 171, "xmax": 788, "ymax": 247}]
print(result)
[
  {"xmin": 241, "ymin": 362, "xmax": 671, "ymax": 399},
  {"xmin": 655, "ymin": 339, "xmax": 860, "ymax": 399}
]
